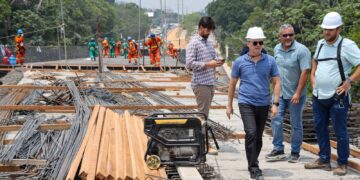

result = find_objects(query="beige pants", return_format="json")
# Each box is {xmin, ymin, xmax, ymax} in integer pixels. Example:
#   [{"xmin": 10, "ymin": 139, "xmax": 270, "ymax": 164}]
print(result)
[{"xmin": 192, "ymin": 85, "xmax": 215, "ymax": 119}]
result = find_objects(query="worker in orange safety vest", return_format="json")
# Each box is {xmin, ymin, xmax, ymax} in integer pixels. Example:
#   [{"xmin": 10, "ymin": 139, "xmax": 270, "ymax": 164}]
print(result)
[
  {"xmin": 166, "ymin": 42, "xmax": 178, "ymax": 60},
  {"xmin": 127, "ymin": 36, "xmax": 138, "ymax": 65},
  {"xmin": 102, "ymin": 37, "xmax": 110, "ymax": 58},
  {"xmin": 15, "ymin": 29, "xmax": 25, "ymax": 65},
  {"xmin": 115, "ymin": 40, "xmax": 122, "ymax": 57},
  {"xmin": 145, "ymin": 33, "xmax": 162, "ymax": 66}
]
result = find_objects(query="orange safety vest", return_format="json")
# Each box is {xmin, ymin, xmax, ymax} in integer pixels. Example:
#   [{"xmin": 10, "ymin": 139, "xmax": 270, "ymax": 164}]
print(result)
[
  {"xmin": 102, "ymin": 39, "xmax": 109, "ymax": 48},
  {"xmin": 146, "ymin": 37, "xmax": 162, "ymax": 52},
  {"xmin": 128, "ymin": 40, "xmax": 137, "ymax": 54}
]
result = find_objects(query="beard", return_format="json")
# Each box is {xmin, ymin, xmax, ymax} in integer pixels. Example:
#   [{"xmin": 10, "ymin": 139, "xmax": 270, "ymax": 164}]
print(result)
[
  {"xmin": 201, "ymin": 34, "xmax": 209, "ymax": 39},
  {"xmin": 324, "ymin": 33, "xmax": 338, "ymax": 42}
]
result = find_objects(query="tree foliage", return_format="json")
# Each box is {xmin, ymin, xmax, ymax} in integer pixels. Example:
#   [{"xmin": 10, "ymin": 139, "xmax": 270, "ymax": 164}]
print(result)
[
  {"xmin": 206, "ymin": 0, "xmax": 360, "ymax": 101},
  {"xmin": 0, "ymin": 0, "xmax": 150, "ymax": 46},
  {"xmin": 206, "ymin": 0, "xmax": 360, "ymax": 59},
  {"xmin": 181, "ymin": 12, "xmax": 201, "ymax": 38}
]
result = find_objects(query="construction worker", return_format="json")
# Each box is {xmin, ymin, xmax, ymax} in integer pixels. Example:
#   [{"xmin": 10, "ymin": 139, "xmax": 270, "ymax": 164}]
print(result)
[
  {"xmin": 146, "ymin": 33, "xmax": 162, "ymax": 66},
  {"xmin": 15, "ymin": 29, "xmax": 25, "ymax": 65},
  {"xmin": 305, "ymin": 12, "xmax": 360, "ymax": 176},
  {"xmin": 109, "ymin": 38, "xmax": 116, "ymax": 58},
  {"xmin": 115, "ymin": 40, "xmax": 122, "ymax": 57},
  {"xmin": 166, "ymin": 42, "xmax": 179, "ymax": 60},
  {"xmin": 121, "ymin": 38, "xmax": 129, "ymax": 59},
  {"xmin": 127, "ymin": 36, "xmax": 138, "ymax": 64},
  {"xmin": 88, "ymin": 38, "xmax": 98, "ymax": 61},
  {"xmin": 102, "ymin": 37, "xmax": 109, "ymax": 58}
]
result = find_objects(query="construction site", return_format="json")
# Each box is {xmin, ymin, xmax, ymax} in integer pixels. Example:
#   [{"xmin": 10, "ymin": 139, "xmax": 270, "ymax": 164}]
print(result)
[{"xmin": 0, "ymin": 0, "xmax": 360, "ymax": 180}]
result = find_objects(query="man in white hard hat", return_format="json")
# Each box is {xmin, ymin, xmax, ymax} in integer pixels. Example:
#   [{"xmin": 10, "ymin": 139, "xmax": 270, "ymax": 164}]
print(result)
[
  {"xmin": 305, "ymin": 12, "xmax": 360, "ymax": 176},
  {"xmin": 227, "ymin": 27, "xmax": 280, "ymax": 180},
  {"xmin": 266, "ymin": 24, "xmax": 311, "ymax": 163}
]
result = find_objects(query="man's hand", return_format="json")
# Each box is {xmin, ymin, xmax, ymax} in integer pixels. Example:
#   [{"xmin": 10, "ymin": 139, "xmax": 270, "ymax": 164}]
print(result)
[
  {"xmin": 205, "ymin": 60, "xmax": 224, "ymax": 68},
  {"xmin": 290, "ymin": 92, "xmax": 300, "ymax": 104},
  {"xmin": 271, "ymin": 105, "xmax": 278, "ymax": 118},
  {"xmin": 226, "ymin": 106, "xmax": 233, "ymax": 119},
  {"xmin": 336, "ymin": 81, "xmax": 351, "ymax": 95}
]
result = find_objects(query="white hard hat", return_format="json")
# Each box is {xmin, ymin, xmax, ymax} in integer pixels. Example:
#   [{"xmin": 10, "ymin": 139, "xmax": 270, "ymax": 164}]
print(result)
[
  {"xmin": 321, "ymin": 12, "xmax": 343, "ymax": 29},
  {"xmin": 246, "ymin": 27, "xmax": 266, "ymax": 40}
]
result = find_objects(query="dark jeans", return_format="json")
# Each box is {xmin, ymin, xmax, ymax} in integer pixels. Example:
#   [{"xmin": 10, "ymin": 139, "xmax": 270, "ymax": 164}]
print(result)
[
  {"xmin": 312, "ymin": 95, "xmax": 350, "ymax": 165},
  {"xmin": 239, "ymin": 103, "xmax": 269, "ymax": 172}
]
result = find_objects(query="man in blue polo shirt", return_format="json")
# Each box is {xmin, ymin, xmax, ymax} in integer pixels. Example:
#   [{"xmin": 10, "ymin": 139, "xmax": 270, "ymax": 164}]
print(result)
[
  {"xmin": 305, "ymin": 12, "xmax": 360, "ymax": 176},
  {"xmin": 266, "ymin": 24, "xmax": 311, "ymax": 163},
  {"xmin": 226, "ymin": 27, "xmax": 281, "ymax": 180}
]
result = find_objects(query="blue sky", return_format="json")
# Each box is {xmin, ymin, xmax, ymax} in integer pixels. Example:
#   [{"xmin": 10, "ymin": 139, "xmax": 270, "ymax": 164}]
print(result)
[{"xmin": 116, "ymin": 0, "xmax": 213, "ymax": 14}]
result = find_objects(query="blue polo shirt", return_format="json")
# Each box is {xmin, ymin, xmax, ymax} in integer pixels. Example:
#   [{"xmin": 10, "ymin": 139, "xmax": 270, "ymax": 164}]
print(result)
[
  {"xmin": 313, "ymin": 36, "xmax": 360, "ymax": 99},
  {"xmin": 274, "ymin": 41, "xmax": 311, "ymax": 99},
  {"xmin": 231, "ymin": 53, "xmax": 279, "ymax": 106}
]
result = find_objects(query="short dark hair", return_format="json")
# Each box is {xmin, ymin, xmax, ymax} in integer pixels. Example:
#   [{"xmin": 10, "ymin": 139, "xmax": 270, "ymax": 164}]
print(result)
[{"xmin": 198, "ymin": 16, "xmax": 216, "ymax": 30}]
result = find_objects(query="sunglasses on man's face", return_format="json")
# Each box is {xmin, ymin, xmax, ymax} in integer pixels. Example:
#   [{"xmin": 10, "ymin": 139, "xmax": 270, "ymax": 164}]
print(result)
[
  {"xmin": 282, "ymin": 33, "xmax": 294, "ymax": 38},
  {"xmin": 252, "ymin": 41, "xmax": 263, "ymax": 46}
]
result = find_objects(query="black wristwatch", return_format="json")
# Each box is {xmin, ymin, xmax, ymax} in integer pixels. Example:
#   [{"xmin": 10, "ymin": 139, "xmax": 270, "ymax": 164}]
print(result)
[
  {"xmin": 347, "ymin": 77, "xmax": 352, "ymax": 85},
  {"xmin": 273, "ymin": 102, "xmax": 279, "ymax": 106}
]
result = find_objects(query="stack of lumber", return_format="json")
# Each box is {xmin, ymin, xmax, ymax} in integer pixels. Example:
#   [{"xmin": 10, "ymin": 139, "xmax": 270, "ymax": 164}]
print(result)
[{"xmin": 66, "ymin": 106, "xmax": 167, "ymax": 180}]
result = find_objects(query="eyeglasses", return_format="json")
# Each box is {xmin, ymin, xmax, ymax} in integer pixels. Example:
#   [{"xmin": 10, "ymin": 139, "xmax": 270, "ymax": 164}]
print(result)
[
  {"xmin": 282, "ymin": 33, "xmax": 294, "ymax": 38},
  {"xmin": 252, "ymin": 41, "xmax": 263, "ymax": 46}
]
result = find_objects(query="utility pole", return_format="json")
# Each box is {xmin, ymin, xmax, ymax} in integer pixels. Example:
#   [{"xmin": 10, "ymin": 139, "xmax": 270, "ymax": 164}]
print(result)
[
  {"xmin": 59, "ymin": 0, "xmax": 67, "ymax": 61},
  {"xmin": 96, "ymin": 21, "xmax": 103, "ymax": 73},
  {"xmin": 177, "ymin": 0, "xmax": 180, "ymax": 24},
  {"xmin": 138, "ymin": 0, "xmax": 142, "ymax": 66}
]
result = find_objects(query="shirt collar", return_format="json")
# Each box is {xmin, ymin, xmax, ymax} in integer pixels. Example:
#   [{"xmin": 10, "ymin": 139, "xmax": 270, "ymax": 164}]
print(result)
[{"xmin": 244, "ymin": 53, "xmax": 266, "ymax": 62}]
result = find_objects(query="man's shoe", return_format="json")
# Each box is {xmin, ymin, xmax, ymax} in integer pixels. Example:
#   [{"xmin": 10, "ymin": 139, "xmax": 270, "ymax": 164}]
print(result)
[
  {"xmin": 249, "ymin": 169, "xmax": 264, "ymax": 180},
  {"xmin": 207, "ymin": 146, "xmax": 218, "ymax": 155},
  {"xmin": 288, "ymin": 152, "xmax": 300, "ymax": 163},
  {"xmin": 333, "ymin": 165, "xmax": 347, "ymax": 176},
  {"xmin": 304, "ymin": 158, "xmax": 331, "ymax": 171},
  {"xmin": 265, "ymin": 150, "xmax": 286, "ymax": 161}
]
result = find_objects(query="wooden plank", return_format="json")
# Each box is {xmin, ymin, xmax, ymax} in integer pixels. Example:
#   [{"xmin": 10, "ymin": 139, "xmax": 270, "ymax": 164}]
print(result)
[
  {"xmin": 0, "ymin": 123, "xmax": 71, "ymax": 132},
  {"xmin": 330, "ymin": 140, "xmax": 360, "ymax": 158},
  {"xmin": 82, "ymin": 79, "xmax": 190, "ymax": 83},
  {"xmin": 0, "ymin": 159, "xmax": 47, "ymax": 166},
  {"xmin": 0, "ymin": 105, "xmax": 226, "ymax": 111},
  {"xmin": 126, "ymin": 112, "xmax": 145, "ymax": 179},
  {"xmin": 120, "ymin": 113, "xmax": 133, "ymax": 179},
  {"xmin": 177, "ymin": 167, "xmax": 203, "ymax": 180},
  {"xmin": 96, "ymin": 109, "xmax": 111, "ymax": 179},
  {"xmin": 124, "ymin": 111, "xmax": 138, "ymax": 179},
  {"xmin": 107, "ymin": 110, "xmax": 116, "ymax": 180},
  {"xmin": 0, "ymin": 85, "xmax": 186, "ymax": 92},
  {"xmin": 230, "ymin": 132, "xmax": 246, "ymax": 139},
  {"xmin": 66, "ymin": 105, "xmax": 100, "ymax": 180},
  {"xmin": 0, "ymin": 165, "xmax": 22, "ymax": 172},
  {"xmin": 302, "ymin": 142, "xmax": 360, "ymax": 171},
  {"xmin": 80, "ymin": 107, "xmax": 106, "ymax": 179},
  {"xmin": 115, "ymin": 112, "xmax": 125, "ymax": 179}
]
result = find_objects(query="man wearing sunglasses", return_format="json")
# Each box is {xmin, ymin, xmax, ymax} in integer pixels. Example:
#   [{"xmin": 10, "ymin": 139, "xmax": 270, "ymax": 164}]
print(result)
[
  {"xmin": 266, "ymin": 24, "xmax": 311, "ymax": 163},
  {"xmin": 227, "ymin": 27, "xmax": 280, "ymax": 180},
  {"xmin": 305, "ymin": 12, "xmax": 360, "ymax": 176}
]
